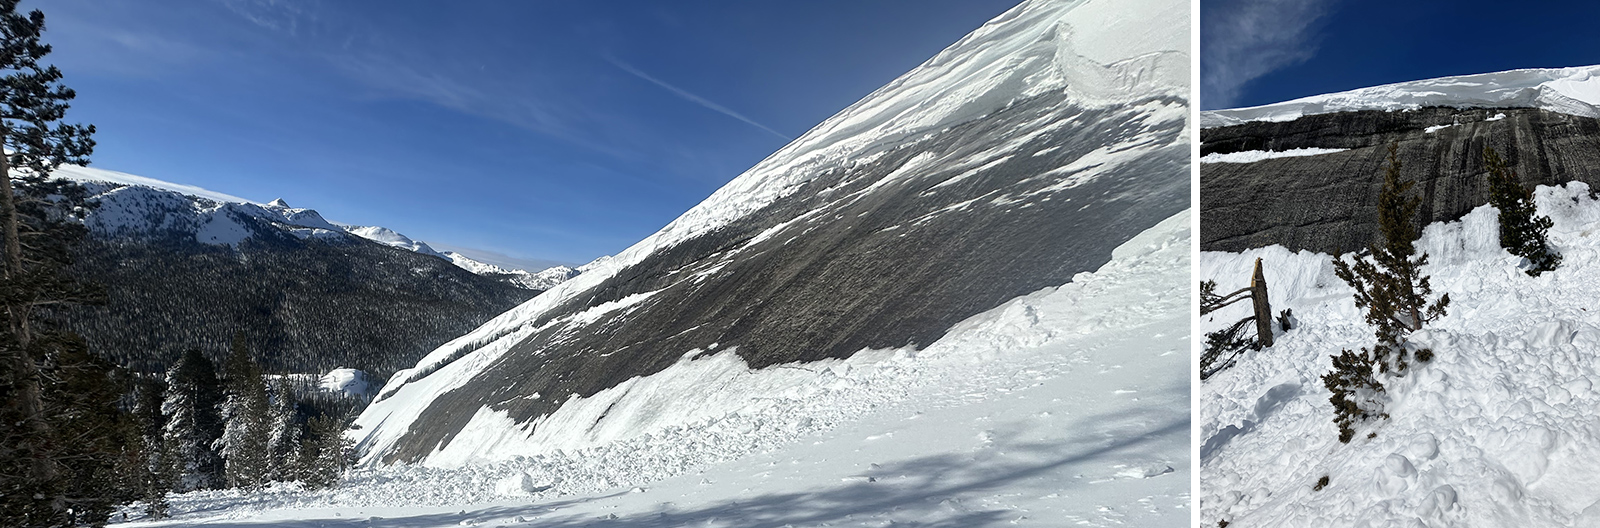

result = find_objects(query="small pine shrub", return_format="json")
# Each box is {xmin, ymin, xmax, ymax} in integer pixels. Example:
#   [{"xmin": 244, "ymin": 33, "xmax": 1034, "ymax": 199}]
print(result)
[
  {"xmin": 1323, "ymin": 348, "xmax": 1383, "ymax": 443},
  {"xmin": 1483, "ymin": 147, "xmax": 1560, "ymax": 276},
  {"xmin": 1314, "ymin": 475, "xmax": 1330, "ymax": 491}
]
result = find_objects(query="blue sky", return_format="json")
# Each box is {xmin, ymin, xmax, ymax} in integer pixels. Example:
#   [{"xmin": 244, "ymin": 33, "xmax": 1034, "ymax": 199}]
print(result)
[
  {"xmin": 1203, "ymin": 0, "xmax": 1600, "ymax": 110},
  {"xmin": 41, "ymin": 0, "xmax": 1019, "ymax": 267}
]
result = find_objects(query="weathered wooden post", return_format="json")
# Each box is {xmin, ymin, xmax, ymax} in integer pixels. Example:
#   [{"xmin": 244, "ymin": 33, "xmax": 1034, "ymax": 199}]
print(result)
[{"xmin": 1251, "ymin": 257, "xmax": 1273, "ymax": 347}]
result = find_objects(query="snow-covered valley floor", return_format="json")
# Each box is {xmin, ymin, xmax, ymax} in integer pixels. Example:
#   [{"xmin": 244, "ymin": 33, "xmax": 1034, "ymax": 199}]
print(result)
[
  {"xmin": 1201, "ymin": 182, "xmax": 1600, "ymax": 527},
  {"xmin": 112, "ymin": 211, "xmax": 1190, "ymax": 528}
]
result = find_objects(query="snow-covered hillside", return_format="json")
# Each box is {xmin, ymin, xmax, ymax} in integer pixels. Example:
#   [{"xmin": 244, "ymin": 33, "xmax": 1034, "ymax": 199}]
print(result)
[
  {"xmin": 357, "ymin": 0, "xmax": 1188, "ymax": 468},
  {"xmin": 1200, "ymin": 182, "xmax": 1600, "ymax": 526},
  {"xmin": 120, "ymin": 210, "xmax": 1190, "ymax": 528},
  {"xmin": 56, "ymin": 163, "xmax": 572, "ymax": 288},
  {"xmin": 1201, "ymin": 64, "xmax": 1600, "ymax": 128}
]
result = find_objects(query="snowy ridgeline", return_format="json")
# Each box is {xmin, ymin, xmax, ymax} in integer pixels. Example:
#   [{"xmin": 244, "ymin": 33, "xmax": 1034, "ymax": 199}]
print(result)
[
  {"xmin": 51, "ymin": 163, "xmax": 575, "ymax": 286},
  {"xmin": 124, "ymin": 210, "xmax": 1191, "ymax": 527},
  {"xmin": 1201, "ymin": 182, "xmax": 1600, "ymax": 526},
  {"xmin": 1201, "ymin": 65, "xmax": 1600, "ymax": 127}
]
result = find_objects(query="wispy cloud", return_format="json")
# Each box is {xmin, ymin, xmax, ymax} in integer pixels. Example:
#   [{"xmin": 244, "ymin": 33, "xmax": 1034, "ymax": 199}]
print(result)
[
  {"xmin": 606, "ymin": 56, "xmax": 791, "ymax": 141},
  {"xmin": 1201, "ymin": 0, "xmax": 1335, "ymax": 109},
  {"xmin": 326, "ymin": 51, "xmax": 644, "ymax": 161},
  {"xmin": 215, "ymin": 0, "xmax": 318, "ymax": 36}
]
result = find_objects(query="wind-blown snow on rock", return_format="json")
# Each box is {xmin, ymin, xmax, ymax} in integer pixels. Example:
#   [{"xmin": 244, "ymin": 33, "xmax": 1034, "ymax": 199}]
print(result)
[
  {"xmin": 355, "ymin": 0, "xmax": 1189, "ymax": 467},
  {"xmin": 1201, "ymin": 182, "xmax": 1600, "ymax": 526},
  {"xmin": 1201, "ymin": 65, "xmax": 1600, "ymax": 128}
]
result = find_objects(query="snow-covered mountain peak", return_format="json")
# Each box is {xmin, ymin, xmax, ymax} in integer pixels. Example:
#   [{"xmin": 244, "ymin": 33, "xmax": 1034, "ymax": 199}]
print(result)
[
  {"xmin": 53, "ymin": 164, "xmax": 574, "ymax": 289},
  {"xmin": 342, "ymin": 224, "xmax": 443, "ymax": 257},
  {"xmin": 1202, "ymin": 64, "xmax": 1600, "ymax": 128}
]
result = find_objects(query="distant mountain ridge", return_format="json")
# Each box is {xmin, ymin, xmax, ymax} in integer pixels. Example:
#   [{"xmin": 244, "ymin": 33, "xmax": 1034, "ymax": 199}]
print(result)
[
  {"xmin": 46, "ymin": 164, "xmax": 560, "ymax": 378},
  {"xmin": 55, "ymin": 163, "xmax": 576, "ymax": 286}
]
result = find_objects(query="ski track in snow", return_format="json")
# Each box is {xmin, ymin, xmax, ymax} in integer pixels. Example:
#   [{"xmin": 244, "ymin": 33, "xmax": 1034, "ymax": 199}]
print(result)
[
  {"xmin": 1201, "ymin": 182, "xmax": 1600, "ymax": 526},
  {"xmin": 116, "ymin": 210, "xmax": 1190, "ymax": 528}
]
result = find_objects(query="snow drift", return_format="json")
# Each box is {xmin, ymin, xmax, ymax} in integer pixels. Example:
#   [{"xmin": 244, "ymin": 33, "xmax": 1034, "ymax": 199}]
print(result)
[{"xmin": 1201, "ymin": 182, "xmax": 1600, "ymax": 526}]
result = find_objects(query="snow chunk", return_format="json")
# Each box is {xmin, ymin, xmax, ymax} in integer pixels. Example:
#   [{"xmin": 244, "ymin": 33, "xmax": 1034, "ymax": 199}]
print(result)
[{"xmin": 320, "ymin": 368, "xmax": 371, "ymax": 397}]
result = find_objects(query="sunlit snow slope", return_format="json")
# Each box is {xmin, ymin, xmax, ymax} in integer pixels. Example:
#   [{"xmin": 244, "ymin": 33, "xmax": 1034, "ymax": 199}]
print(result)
[
  {"xmin": 124, "ymin": 209, "xmax": 1190, "ymax": 528},
  {"xmin": 356, "ymin": 0, "xmax": 1188, "ymax": 468},
  {"xmin": 1201, "ymin": 183, "xmax": 1600, "ymax": 527}
]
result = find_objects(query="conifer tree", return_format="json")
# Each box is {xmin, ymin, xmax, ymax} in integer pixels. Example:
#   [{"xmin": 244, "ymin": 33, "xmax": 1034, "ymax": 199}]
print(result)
[
  {"xmin": 266, "ymin": 376, "xmax": 301, "ymax": 482},
  {"xmin": 1325, "ymin": 144, "xmax": 1450, "ymax": 443},
  {"xmin": 1483, "ymin": 146, "xmax": 1560, "ymax": 276},
  {"xmin": 129, "ymin": 377, "xmax": 172, "ymax": 519},
  {"xmin": 0, "ymin": 1, "xmax": 131, "ymax": 524},
  {"xmin": 295, "ymin": 415, "xmax": 353, "ymax": 490},
  {"xmin": 217, "ymin": 333, "xmax": 271, "ymax": 490},
  {"xmin": 160, "ymin": 349, "xmax": 225, "ymax": 491}
]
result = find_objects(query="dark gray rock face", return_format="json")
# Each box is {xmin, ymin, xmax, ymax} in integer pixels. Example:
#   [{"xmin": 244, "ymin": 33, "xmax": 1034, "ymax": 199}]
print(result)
[
  {"xmin": 1201, "ymin": 107, "xmax": 1600, "ymax": 253},
  {"xmin": 372, "ymin": 91, "xmax": 1190, "ymax": 464}
]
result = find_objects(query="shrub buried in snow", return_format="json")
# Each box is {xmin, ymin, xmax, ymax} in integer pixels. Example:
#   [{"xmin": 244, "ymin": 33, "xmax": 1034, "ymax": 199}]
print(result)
[
  {"xmin": 1483, "ymin": 146, "xmax": 1561, "ymax": 276},
  {"xmin": 1325, "ymin": 144, "xmax": 1450, "ymax": 443}
]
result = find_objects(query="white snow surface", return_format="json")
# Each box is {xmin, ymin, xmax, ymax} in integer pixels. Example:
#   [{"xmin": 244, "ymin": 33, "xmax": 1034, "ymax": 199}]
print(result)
[
  {"xmin": 319, "ymin": 369, "xmax": 372, "ymax": 398},
  {"xmin": 1198, "ymin": 147, "xmax": 1349, "ymax": 164},
  {"xmin": 358, "ymin": 0, "xmax": 1190, "ymax": 464},
  {"xmin": 1200, "ymin": 181, "xmax": 1600, "ymax": 526},
  {"xmin": 1201, "ymin": 64, "xmax": 1600, "ymax": 128},
  {"xmin": 342, "ymin": 225, "xmax": 445, "ymax": 257},
  {"xmin": 118, "ymin": 210, "xmax": 1190, "ymax": 527}
]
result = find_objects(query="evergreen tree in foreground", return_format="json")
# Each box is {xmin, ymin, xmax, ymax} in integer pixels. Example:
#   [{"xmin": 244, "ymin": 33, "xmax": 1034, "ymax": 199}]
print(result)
[
  {"xmin": 217, "ymin": 333, "xmax": 272, "ymax": 491},
  {"xmin": 266, "ymin": 376, "xmax": 301, "ymax": 482},
  {"xmin": 0, "ymin": 1, "xmax": 133, "ymax": 525},
  {"xmin": 161, "ymin": 350, "xmax": 225, "ymax": 491},
  {"xmin": 295, "ymin": 414, "xmax": 353, "ymax": 490},
  {"xmin": 1483, "ymin": 146, "xmax": 1560, "ymax": 276},
  {"xmin": 1326, "ymin": 144, "xmax": 1450, "ymax": 443},
  {"xmin": 130, "ymin": 376, "xmax": 173, "ymax": 519}
]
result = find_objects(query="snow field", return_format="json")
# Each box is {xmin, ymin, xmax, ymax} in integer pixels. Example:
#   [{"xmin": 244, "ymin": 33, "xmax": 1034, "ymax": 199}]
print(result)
[
  {"xmin": 122, "ymin": 209, "xmax": 1190, "ymax": 527},
  {"xmin": 1201, "ymin": 181, "xmax": 1600, "ymax": 526}
]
